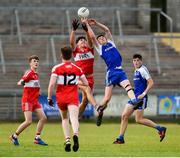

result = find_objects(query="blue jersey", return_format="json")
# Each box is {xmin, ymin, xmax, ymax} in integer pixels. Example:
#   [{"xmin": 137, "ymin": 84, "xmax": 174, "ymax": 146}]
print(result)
[
  {"xmin": 95, "ymin": 40, "xmax": 122, "ymax": 71},
  {"xmin": 95, "ymin": 39, "xmax": 128, "ymax": 86},
  {"xmin": 133, "ymin": 65, "xmax": 151, "ymax": 96}
]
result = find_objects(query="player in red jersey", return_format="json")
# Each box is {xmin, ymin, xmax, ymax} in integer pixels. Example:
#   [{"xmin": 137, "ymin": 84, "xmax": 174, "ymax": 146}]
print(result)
[
  {"xmin": 48, "ymin": 46, "xmax": 90, "ymax": 152},
  {"xmin": 70, "ymin": 19, "xmax": 96, "ymax": 115},
  {"xmin": 10, "ymin": 55, "xmax": 47, "ymax": 146}
]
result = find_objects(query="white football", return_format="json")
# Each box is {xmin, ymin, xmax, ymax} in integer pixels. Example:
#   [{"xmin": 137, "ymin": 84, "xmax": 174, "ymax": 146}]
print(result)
[{"xmin": 77, "ymin": 7, "xmax": 89, "ymax": 18}]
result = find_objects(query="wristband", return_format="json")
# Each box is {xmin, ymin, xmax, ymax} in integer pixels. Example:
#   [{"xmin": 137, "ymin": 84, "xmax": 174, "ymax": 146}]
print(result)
[
  {"xmin": 21, "ymin": 80, "xmax": 25, "ymax": 86},
  {"xmin": 143, "ymin": 92, "xmax": 146, "ymax": 96}
]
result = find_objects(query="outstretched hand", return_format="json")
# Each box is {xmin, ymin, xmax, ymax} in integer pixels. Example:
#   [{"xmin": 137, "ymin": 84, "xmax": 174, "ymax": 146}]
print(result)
[
  {"xmin": 81, "ymin": 23, "xmax": 88, "ymax": 32},
  {"xmin": 88, "ymin": 18, "xmax": 97, "ymax": 25},
  {"xmin": 80, "ymin": 17, "xmax": 88, "ymax": 23},
  {"xmin": 72, "ymin": 19, "xmax": 80, "ymax": 31}
]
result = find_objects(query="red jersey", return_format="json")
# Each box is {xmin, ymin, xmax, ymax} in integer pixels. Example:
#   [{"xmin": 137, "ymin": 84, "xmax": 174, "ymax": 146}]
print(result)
[
  {"xmin": 73, "ymin": 46, "xmax": 94, "ymax": 75},
  {"xmin": 21, "ymin": 69, "xmax": 40, "ymax": 103},
  {"xmin": 51, "ymin": 62, "xmax": 84, "ymax": 108}
]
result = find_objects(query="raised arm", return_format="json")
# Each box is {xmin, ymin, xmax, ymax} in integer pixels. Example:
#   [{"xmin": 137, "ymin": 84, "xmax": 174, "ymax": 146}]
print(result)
[
  {"xmin": 69, "ymin": 30, "xmax": 75, "ymax": 50},
  {"xmin": 69, "ymin": 19, "xmax": 80, "ymax": 50},
  {"xmin": 81, "ymin": 18, "xmax": 99, "ymax": 47},
  {"xmin": 90, "ymin": 19, "xmax": 113, "ymax": 41},
  {"xmin": 81, "ymin": 23, "xmax": 93, "ymax": 48}
]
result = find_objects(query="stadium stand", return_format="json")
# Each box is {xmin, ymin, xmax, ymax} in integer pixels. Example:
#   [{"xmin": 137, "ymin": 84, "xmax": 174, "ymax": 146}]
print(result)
[
  {"xmin": 0, "ymin": 0, "xmax": 180, "ymax": 120},
  {"xmin": 115, "ymin": 38, "xmax": 180, "ymax": 91},
  {"xmin": 155, "ymin": 33, "xmax": 180, "ymax": 53},
  {"xmin": 1, "ymin": 35, "xmax": 179, "ymax": 92}
]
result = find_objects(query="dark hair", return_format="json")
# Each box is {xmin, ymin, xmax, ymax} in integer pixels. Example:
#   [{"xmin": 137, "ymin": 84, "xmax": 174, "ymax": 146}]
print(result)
[
  {"xmin": 28, "ymin": 55, "xmax": 39, "ymax": 63},
  {"xmin": 96, "ymin": 34, "xmax": 105, "ymax": 40},
  {"xmin": 61, "ymin": 46, "xmax": 72, "ymax": 60},
  {"xmin": 76, "ymin": 36, "xmax": 86, "ymax": 44},
  {"xmin": 133, "ymin": 54, "xmax": 142, "ymax": 60}
]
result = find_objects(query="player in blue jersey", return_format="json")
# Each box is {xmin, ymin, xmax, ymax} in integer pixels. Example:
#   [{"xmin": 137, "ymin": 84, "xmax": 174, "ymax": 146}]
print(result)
[
  {"xmin": 113, "ymin": 54, "xmax": 167, "ymax": 144},
  {"xmin": 81, "ymin": 18, "xmax": 143, "ymax": 126}
]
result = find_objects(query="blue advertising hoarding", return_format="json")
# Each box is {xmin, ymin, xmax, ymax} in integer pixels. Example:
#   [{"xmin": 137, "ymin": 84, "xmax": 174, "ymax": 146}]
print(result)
[
  {"xmin": 158, "ymin": 96, "xmax": 180, "ymax": 115},
  {"xmin": 39, "ymin": 95, "xmax": 94, "ymax": 118},
  {"xmin": 39, "ymin": 95, "xmax": 60, "ymax": 117}
]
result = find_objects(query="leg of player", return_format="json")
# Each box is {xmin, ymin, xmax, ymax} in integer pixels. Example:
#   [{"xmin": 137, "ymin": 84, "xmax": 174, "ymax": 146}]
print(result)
[
  {"xmin": 113, "ymin": 104, "xmax": 134, "ymax": 144},
  {"xmin": 10, "ymin": 111, "xmax": 32, "ymax": 146},
  {"xmin": 79, "ymin": 90, "xmax": 88, "ymax": 116},
  {"xmin": 79, "ymin": 85, "xmax": 98, "ymax": 110},
  {"xmin": 96, "ymin": 86, "xmax": 113, "ymax": 126},
  {"xmin": 68, "ymin": 105, "xmax": 79, "ymax": 152},
  {"xmin": 135, "ymin": 110, "xmax": 167, "ymax": 142},
  {"xmin": 59, "ymin": 109, "xmax": 71, "ymax": 152},
  {"xmin": 34, "ymin": 108, "xmax": 48, "ymax": 146},
  {"xmin": 120, "ymin": 80, "xmax": 142, "ymax": 109}
]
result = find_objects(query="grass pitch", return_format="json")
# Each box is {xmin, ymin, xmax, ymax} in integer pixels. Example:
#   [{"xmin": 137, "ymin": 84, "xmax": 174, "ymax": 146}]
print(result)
[{"xmin": 0, "ymin": 122, "xmax": 179, "ymax": 157}]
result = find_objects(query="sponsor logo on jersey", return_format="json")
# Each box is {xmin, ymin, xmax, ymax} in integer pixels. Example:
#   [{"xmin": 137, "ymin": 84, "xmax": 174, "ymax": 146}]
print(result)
[
  {"xmin": 24, "ymin": 80, "xmax": 40, "ymax": 87},
  {"xmin": 104, "ymin": 46, "xmax": 114, "ymax": 52},
  {"xmin": 115, "ymin": 66, "xmax": 122, "ymax": 69},
  {"xmin": 74, "ymin": 52, "xmax": 94, "ymax": 61},
  {"xmin": 34, "ymin": 81, "xmax": 40, "ymax": 87},
  {"xmin": 133, "ymin": 78, "xmax": 140, "ymax": 81}
]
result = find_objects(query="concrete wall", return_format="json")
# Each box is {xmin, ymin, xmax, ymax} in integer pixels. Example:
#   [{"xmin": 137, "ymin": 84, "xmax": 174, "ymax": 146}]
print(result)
[
  {"xmin": 167, "ymin": 0, "xmax": 180, "ymax": 32},
  {"xmin": 0, "ymin": 0, "xmax": 143, "ymax": 26},
  {"xmin": 1, "ymin": 0, "xmax": 180, "ymax": 32},
  {"xmin": 0, "ymin": 0, "xmax": 136, "ymax": 7},
  {"xmin": 137, "ymin": 0, "xmax": 150, "ymax": 32}
]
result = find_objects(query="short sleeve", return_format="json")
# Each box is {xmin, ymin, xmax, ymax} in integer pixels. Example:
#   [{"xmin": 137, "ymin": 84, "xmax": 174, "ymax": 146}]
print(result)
[
  {"xmin": 108, "ymin": 39, "xmax": 116, "ymax": 48},
  {"xmin": 140, "ymin": 66, "xmax": 151, "ymax": 80},
  {"xmin": 79, "ymin": 67, "xmax": 84, "ymax": 77},
  {"xmin": 94, "ymin": 44, "xmax": 102, "ymax": 56},
  {"xmin": 72, "ymin": 47, "xmax": 77, "ymax": 57},
  {"xmin": 51, "ymin": 66, "xmax": 58, "ymax": 77},
  {"xmin": 90, "ymin": 47, "xmax": 94, "ymax": 55},
  {"xmin": 22, "ymin": 70, "xmax": 32, "ymax": 82}
]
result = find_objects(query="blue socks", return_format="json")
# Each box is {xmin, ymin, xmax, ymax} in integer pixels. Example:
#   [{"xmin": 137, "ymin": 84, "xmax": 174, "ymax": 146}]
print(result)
[
  {"xmin": 155, "ymin": 125, "xmax": 162, "ymax": 132},
  {"xmin": 118, "ymin": 134, "xmax": 124, "ymax": 141}
]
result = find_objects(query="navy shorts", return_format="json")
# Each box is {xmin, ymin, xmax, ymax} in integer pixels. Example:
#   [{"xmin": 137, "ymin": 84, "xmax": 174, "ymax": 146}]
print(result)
[
  {"xmin": 128, "ymin": 95, "xmax": 148, "ymax": 110},
  {"xmin": 105, "ymin": 69, "xmax": 128, "ymax": 86}
]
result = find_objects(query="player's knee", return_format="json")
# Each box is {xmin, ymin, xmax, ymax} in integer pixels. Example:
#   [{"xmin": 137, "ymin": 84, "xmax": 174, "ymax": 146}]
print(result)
[
  {"xmin": 121, "ymin": 113, "xmax": 129, "ymax": 121},
  {"xmin": 125, "ymin": 84, "xmax": 133, "ymax": 93},
  {"xmin": 84, "ymin": 86, "xmax": 91, "ymax": 93},
  {"xmin": 25, "ymin": 120, "xmax": 32, "ymax": 126},
  {"xmin": 135, "ymin": 117, "xmax": 142, "ymax": 124},
  {"xmin": 41, "ymin": 115, "xmax": 47, "ymax": 122}
]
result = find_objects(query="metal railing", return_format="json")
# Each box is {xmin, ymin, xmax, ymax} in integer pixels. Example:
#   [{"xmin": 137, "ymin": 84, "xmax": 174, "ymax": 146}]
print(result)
[
  {"xmin": 114, "ymin": 7, "xmax": 173, "ymax": 47},
  {"xmin": 66, "ymin": 10, "xmax": 71, "ymax": 35},
  {"xmin": 153, "ymin": 38, "xmax": 161, "ymax": 74},
  {"xmin": 0, "ymin": 91, "xmax": 21, "ymax": 120},
  {"xmin": 0, "ymin": 6, "xmax": 173, "ymax": 39},
  {"xmin": 50, "ymin": 37, "xmax": 57, "ymax": 64},
  {"xmin": 159, "ymin": 11, "xmax": 173, "ymax": 45},
  {"xmin": 0, "ymin": 33, "xmax": 180, "ymax": 75},
  {"xmin": 0, "ymin": 39, "xmax": 6, "ymax": 74},
  {"xmin": 118, "ymin": 34, "xmax": 180, "ymax": 75},
  {"xmin": 116, "ymin": 10, "xmax": 124, "ymax": 45},
  {"xmin": 0, "ymin": 7, "xmax": 178, "ymax": 86},
  {"xmin": 14, "ymin": 9, "xmax": 22, "ymax": 45}
]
